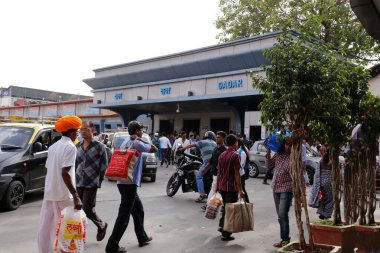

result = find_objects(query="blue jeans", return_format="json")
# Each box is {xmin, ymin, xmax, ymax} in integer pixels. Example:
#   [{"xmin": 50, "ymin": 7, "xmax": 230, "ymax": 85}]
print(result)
[
  {"xmin": 196, "ymin": 162, "xmax": 208, "ymax": 194},
  {"xmin": 273, "ymin": 192, "xmax": 293, "ymax": 242}
]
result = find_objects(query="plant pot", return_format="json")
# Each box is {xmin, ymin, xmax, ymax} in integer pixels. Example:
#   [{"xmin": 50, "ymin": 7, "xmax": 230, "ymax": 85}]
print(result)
[
  {"xmin": 310, "ymin": 223, "xmax": 355, "ymax": 253},
  {"xmin": 277, "ymin": 241, "xmax": 341, "ymax": 253},
  {"xmin": 354, "ymin": 223, "xmax": 380, "ymax": 253}
]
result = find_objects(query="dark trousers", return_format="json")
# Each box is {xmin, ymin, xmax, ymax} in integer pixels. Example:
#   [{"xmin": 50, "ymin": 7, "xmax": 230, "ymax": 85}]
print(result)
[
  {"xmin": 241, "ymin": 176, "xmax": 250, "ymax": 203},
  {"xmin": 105, "ymin": 184, "xmax": 149, "ymax": 252},
  {"xmin": 218, "ymin": 191, "xmax": 238, "ymax": 238},
  {"xmin": 77, "ymin": 187, "xmax": 104, "ymax": 230},
  {"xmin": 273, "ymin": 192, "xmax": 293, "ymax": 241},
  {"xmin": 160, "ymin": 148, "xmax": 169, "ymax": 165},
  {"xmin": 263, "ymin": 167, "xmax": 274, "ymax": 182}
]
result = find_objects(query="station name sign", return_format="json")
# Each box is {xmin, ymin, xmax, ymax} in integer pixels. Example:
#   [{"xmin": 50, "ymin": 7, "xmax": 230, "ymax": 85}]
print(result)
[
  {"xmin": 218, "ymin": 79, "xmax": 243, "ymax": 90},
  {"xmin": 114, "ymin": 93, "xmax": 123, "ymax": 100},
  {"xmin": 161, "ymin": 87, "xmax": 171, "ymax": 95}
]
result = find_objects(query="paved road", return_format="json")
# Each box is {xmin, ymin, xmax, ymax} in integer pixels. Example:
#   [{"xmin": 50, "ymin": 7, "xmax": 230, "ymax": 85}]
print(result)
[{"xmin": 1, "ymin": 165, "xmax": 379, "ymax": 253}]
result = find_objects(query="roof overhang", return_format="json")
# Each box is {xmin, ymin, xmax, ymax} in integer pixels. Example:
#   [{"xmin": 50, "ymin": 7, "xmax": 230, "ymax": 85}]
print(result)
[{"xmin": 350, "ymin": 0, "xmax": 380, "ymax": 40}]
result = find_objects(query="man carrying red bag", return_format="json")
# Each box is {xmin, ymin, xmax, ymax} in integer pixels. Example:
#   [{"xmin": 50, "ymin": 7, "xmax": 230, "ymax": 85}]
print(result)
[{"xmin": 105, "ymin": 121, "xmax": 158, "ymax": 253}]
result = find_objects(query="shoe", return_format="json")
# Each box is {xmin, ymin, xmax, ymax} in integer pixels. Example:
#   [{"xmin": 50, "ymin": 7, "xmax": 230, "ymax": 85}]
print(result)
[
  {"xmin": 97, "ymin": 222, "xmax": 108, "ymax": 241},
  {"xmin": 201, "ymin": 205, "xmax": 207, "ymax": 211},
  {"xmin": 273, "ymin": 240, "xmax": 289, "ymax": 248},
  {"xmin": 166, "ymin": 163, "xmax": 169, "ymax": 168},
  {"xmin": 106, "ymin": 247, "xmax": 127, "ymax": 253},
  {"xmin": 262, "ymin": 181, "xmax": 269, "ymax": 185},
  {"xmin": 195, "ymin": 195, "xmax": 207, "ymax": 203},
  {"xmin": 139, "ymin": 236, "xmax": 152, "ymax": 247},
  {"xmin": 221, "ymin": 236, "xmax": 235, "ymax": 241},
  {"xmin": 217, "ymin": 227, "xmax": 223, "ymax": 232},
  {"xmin": 319, "ymin": 215, "xmax": 325, "ymax": 220}
]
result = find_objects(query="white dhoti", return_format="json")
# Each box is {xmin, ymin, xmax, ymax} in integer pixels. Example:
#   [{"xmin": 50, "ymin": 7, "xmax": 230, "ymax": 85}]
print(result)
[{"xmin": 37, "ymin": 199, "xmax": 72, "ymax": 253}]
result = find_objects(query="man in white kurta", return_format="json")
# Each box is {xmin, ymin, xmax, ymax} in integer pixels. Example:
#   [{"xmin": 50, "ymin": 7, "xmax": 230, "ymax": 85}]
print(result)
[{"xmin": 37, "ymin": 115, "xmax": 83, "ymax": 253}]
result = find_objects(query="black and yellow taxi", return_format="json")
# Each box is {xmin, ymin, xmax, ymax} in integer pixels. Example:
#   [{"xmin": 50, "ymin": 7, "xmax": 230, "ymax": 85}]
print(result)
[{"xmin": 0, "ymin": 122, "xmax": 61, "ymax": 211}]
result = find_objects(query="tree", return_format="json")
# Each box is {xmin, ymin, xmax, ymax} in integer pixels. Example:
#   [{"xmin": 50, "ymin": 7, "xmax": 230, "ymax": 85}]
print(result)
[
  {"xmin": 344, "ymin": 93, "xmax": 380, "ymax": 225},
  {"xmin": 216, "ymin": 0, "xmax": 379, "ymax": 62},
  {"xmin": 252, "ymin": 33, "xmax": 370, "ymax": 250}
]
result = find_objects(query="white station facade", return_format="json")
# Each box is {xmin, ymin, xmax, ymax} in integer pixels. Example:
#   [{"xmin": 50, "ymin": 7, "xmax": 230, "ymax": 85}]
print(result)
[{"xmin": 83, "ymin": 31, "xmax": 286, "ymax": 140}]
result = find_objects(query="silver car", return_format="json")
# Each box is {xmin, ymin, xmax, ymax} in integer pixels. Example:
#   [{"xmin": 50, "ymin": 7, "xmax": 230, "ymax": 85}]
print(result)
[
  {"xmin": 109, "ymin": 131, "xmax": 158, "ymax": 182},
  {"xmin": 248, "ymin": 140, "xmax": 319, "ymax": 185}
]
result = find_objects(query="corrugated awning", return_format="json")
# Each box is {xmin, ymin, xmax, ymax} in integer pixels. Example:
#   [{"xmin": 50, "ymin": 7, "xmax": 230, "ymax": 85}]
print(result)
[{"xmin": 351, "ymin": 0, "xmax": 380, "ymax": 40}]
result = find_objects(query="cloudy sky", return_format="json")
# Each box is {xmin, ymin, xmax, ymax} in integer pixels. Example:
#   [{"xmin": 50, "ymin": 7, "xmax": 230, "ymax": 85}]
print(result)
[{"xmin": 0, "ymin": 0, "xmax": 220, "ymax": 96}]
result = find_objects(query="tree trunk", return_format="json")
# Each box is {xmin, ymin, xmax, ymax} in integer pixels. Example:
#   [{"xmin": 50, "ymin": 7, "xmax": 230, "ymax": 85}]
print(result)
[
  {"xmin": 331, "ymin": 147, "xmax": 342, "ymax": 225},
  {"xmin": 290, "ymin": 141, "xmax": 312, "ymax": 249},
  {"xmin": 367, "ymin": 146, "xmax": 377, "ymax": 225}
]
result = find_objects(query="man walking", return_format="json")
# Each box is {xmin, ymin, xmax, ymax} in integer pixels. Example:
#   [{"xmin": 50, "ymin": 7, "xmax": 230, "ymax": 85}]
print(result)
[
  {"xmin": 216, "ymin": 134, "xmax": 244, "ymax": 241},
  {"xmin": 37, "ymin": 115, "xmax": 83, "ymax": 253},
  {"xmin": 159, "ymin": 132, "xmax": 171, "ymax": 167},
  {"xmin": 105, "ymin": 121, "xmax": 158, "ymax": 253},
  {"xmin": 266, "ymin": 138, "xmax": 293, "ymax": 248},
  {"xmin": 201, "ymin": 131, "xmax": 226, "ymax": 211},
  {"xmin": 76, "ymin": 121, "xmax": 108, "ymax": 241}
]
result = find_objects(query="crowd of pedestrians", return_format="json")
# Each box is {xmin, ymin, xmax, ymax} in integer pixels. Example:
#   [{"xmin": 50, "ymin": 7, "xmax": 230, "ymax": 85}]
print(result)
[{"xmin": 37, "ymin": 114, "xmax": 337, "ymax": 252}]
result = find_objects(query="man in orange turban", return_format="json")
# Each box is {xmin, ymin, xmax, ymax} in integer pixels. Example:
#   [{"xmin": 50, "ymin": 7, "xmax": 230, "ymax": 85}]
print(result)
[
  {"xmin": 37, "ymin": 115, "xmax": 83, "ymax": 253},
  {"xmin": 54, "ymin": 115, "xmax": 82, "ymax": 133}
]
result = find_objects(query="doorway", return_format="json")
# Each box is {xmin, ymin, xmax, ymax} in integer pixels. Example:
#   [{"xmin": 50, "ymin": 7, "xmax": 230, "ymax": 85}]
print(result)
[
  {"xmin": 210, "ymin": 118, "xmax": 230, "ymax": 133},
  {"xmin": 249, "ymin": 125, "xmax": 262, "ymax": 142},
  {"xmin": 183, "ymin": 119, "xmax": 200, "ymax": 136},
  {"xmin": 159, "ymin": 120, "xmax": 174, "ymax": 134}
]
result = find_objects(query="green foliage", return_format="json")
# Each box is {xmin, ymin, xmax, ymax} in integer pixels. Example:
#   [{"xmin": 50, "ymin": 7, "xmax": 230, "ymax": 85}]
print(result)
[
  {"xmin": 216, "ymin": 0, "xmax": 379, "ymax": 62},
  {"xmin": 252, "ymin": 34, "xmax": 369, "ymax": 144},
  {"xmin": 359, "ymin": 93, "xmax": 380, "ymax": 148}
]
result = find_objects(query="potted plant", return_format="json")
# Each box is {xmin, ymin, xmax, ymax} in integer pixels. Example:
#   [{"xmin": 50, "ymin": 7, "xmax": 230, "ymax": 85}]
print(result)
[
  {"xmin": 278, "ymin": 242, "xmax": 341, "ymax": 253},
  {"xmin": 253, "ymin": 33, "xmax": 351, "ymax": 252},
  {"xmin": 345, "ymin": 94, "xmax": 380, "ymax": 252},
  {"xmin": 308, "ymin": 59, "xmax": 370, "ymax": 253}
]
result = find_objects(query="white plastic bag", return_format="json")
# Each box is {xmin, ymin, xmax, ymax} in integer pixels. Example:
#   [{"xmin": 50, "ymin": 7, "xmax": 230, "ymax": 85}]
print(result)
[
  {"xmin": 54, "ymin": 207, "xmax": 87, "ymax": 253},
  {"xmin": 205, "ymin": 192, "xmax": 223, "ymax": 219}
]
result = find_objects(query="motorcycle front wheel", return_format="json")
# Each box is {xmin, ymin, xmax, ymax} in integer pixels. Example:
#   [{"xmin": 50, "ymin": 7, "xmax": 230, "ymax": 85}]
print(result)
[{"xmin": 166, "ymin": 173, "xmax": 181, "ymax": 197}]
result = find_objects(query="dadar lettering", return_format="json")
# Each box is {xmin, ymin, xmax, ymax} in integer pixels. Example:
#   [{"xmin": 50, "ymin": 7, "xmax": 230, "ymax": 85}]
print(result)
[{"xmin": 218, "ymin": 79, "xmax": 243, "ymax": 90}]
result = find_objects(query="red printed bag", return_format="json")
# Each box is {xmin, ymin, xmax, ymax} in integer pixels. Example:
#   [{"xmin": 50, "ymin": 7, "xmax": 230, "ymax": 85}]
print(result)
[{"xmin": 105, "ymin": 143, "xmax": 140, "ymax": 182}]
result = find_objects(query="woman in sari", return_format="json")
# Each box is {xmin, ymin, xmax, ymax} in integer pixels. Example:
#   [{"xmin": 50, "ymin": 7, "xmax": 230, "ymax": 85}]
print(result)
[{"xmin": 309, "ymin": 151, "xmax": 334, "ymax": 220}]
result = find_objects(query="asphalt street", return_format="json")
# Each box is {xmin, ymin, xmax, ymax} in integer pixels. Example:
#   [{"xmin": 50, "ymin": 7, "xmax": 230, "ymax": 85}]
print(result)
[{"xmin": 1, "ymin": 165, "xmax": 379, "ymax": 253}]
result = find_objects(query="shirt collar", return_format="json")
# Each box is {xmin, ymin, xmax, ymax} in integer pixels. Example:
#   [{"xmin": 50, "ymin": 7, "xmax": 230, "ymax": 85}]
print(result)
[{"xmin": 61, "ymin": 136, "xmax": 72, "ymax": 142}]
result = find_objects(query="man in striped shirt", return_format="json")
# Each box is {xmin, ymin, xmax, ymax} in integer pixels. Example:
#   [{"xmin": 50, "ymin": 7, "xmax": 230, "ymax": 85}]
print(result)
[
  {"xmin": 216, "ymin": 134, "xmax": 244, "ymax": 241},
  {"xmin": 181, "ymin": 131, "xmax": 216, "ymax": 202},
  {"xmin": 266, "ymin": 138, "xmax": 293, "ymax": 248}
]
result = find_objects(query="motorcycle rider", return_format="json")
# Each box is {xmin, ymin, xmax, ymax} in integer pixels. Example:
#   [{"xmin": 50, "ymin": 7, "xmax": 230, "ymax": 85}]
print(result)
[{"xmin": 181, "ymin": 131, "xmax": 217, "ymax": 202}]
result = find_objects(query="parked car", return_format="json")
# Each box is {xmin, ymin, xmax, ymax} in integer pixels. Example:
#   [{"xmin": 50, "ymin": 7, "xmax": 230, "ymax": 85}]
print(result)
[
  {"xmin": 108, "ymin": 130, "xmax": 158, "ymax": 182},
  {"xmin": 248, "ymin": 140, "xmax": 320, "ymax": 185},
  {"xmin": 0, "ymin": 123, "xmax": 60, "ymax": 211}
]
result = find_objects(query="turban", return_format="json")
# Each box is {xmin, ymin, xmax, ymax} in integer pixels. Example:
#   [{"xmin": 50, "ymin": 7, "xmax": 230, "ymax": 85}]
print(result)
[{"xmin": 55, "ymin": 115, "xmax": 82, "ymax": 132}]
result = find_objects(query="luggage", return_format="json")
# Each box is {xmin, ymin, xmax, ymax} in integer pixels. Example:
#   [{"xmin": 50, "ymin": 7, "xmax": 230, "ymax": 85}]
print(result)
[
  {"xmin": 205, "ymin": 192, "xmax": 223, "ymax": 219},
  {"xmin": 265, "ymin": 129, "xmax": 292, "ymax": 152},
  {"xmin": 223, "ymin": 199, "xmax": 254, "ymax": 233},
  {"xmin": 105, "ymin": 142, "xmax": 140, "ymax": 182},
  {"xmin": 54, "ymin": 207, "xmax": 87, "ymax": 253}
]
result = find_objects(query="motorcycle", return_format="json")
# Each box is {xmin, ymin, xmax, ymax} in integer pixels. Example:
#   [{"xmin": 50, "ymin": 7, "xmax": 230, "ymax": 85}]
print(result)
[{"xmin": 166, "ymin": 146, "xmax": 212, "ymax": 197}]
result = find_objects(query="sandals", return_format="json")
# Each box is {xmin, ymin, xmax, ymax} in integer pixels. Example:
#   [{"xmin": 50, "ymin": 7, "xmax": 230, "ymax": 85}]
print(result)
[
  {"xmin": 273, "ymin": 240, "xmax": 290, "ymax": 248},
  {"xmin": 221, "ymin": 236, "xmax": 235, "ymax": 241},
  {"xmin": 195, "ymin": 195, "xmax": 207, "ymax": 203}
]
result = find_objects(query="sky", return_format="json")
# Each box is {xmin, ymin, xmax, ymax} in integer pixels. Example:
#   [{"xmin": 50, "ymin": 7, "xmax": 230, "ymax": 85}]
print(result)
[{"xmin": 0, "ymin": 0, "xmax": 221, "ymax": 96}]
